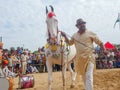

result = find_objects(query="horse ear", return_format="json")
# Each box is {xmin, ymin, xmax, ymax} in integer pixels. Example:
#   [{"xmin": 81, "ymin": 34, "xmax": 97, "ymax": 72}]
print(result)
[
  {"xmin": 49, "ymin": 5, "xmax": 54, "ymax": 12},
  {"xmin": 46, "ymin": 6, "xmax": 48, "ymax": 15}
]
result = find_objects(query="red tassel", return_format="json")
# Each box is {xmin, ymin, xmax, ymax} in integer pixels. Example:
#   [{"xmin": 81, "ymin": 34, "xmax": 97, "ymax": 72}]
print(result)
[{"xmin": 48, "ymin": 12, "xmax": 56, "ymax": 18}]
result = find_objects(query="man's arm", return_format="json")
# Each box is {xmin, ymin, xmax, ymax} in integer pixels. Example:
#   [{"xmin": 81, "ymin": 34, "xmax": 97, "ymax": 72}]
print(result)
[{"xmin": 61, "ymin": 32, "xmax": 74, "ymax": 45}]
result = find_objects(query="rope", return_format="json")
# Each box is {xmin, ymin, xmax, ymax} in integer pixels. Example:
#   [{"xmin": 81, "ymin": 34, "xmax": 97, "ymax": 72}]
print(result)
[{"xmin": 58, "ymin": 31, "xmax": 94, "ymax": 50}]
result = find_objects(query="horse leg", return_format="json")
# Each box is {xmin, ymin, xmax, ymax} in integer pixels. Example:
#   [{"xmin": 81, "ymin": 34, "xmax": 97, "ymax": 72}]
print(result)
[
  {"xmin": 46, "ymin": 60, "xmax": 53, "ymax": 90},
  {"xmin": 62, "ymin": 62, "xmax": 67, "ymax": 90},
  {"xmin": 67, "ymin": 62, "xmax": 77, "ymax": 88}
]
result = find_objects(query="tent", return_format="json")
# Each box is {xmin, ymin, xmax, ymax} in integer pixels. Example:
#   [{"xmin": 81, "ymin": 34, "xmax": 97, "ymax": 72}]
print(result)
[{"xmin": 104, "ymin": 41, "xmax": 115, "ymax": 50}]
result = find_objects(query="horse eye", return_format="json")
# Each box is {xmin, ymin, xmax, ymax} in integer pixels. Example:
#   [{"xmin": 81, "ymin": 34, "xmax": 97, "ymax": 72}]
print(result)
[
  {"xmin": 54, "ymin": 19, "xmax": 58, "ymax": 22},
  {"xmin": 46, "ymin": 21, "xmax": 48, "ymax": 24}
]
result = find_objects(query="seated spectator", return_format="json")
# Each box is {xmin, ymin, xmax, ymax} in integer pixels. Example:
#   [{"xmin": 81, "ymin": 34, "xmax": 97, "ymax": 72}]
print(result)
[
  {"xmin": 108, "ymin": 60, "xmax": 113, "ymax": 68},
  {"xmin": 26, "ymin": 64, "xmax": 32, "ymax": 74},
  {"xmin": 0, "ymin": 67, "xmax": 4, "ymax": 77},
  {"xmin": 116, "ymin": 60, "xmax": 120, "ymax": 68},
  {"xmin": 2, "ymin": 60, "xmax": 18, "ymax": 78},
  {"xmin": 30, "ymin": 65, "xmax": 39, "ymax": 73}
]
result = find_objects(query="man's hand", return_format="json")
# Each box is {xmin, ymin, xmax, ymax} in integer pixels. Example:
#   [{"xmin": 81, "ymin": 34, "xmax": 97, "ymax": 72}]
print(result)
[
  {"xmin": 60, "ymin": 31, "xmax": 70, "ymax": 43},
  {"xmin": 99, "ymin": 43, "xmax": 108, "ymax": 55},
  {"xmin": 103, "ymin": 50, "xmax": 108, "ymax": 55}
]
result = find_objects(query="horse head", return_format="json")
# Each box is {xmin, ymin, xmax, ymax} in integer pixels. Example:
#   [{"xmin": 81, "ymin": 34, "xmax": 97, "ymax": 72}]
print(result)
[{"xmin": 46, "ymin": 5, "xmax": 58, "ymax": 44}]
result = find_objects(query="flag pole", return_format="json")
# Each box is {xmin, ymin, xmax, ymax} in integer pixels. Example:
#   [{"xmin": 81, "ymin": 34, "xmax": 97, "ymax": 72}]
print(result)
[
  {"xmin": 114, "ymin": 13, "xmax": 120, "ymax": 29},
  {"xmin": 0, "ymin": 36, "xmax": 2, "ymax": 42}
]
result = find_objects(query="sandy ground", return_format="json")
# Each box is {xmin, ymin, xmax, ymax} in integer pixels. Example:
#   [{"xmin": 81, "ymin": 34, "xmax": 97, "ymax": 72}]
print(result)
[{"xmin": 13, "ymin": 69, "xmax": 120, "ymax": 90}]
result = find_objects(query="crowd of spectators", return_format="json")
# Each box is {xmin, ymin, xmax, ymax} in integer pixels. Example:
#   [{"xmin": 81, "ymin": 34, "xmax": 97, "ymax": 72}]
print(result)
[
  {"xmin": 1, "ymin": 46, "xmax": 64, "ymax": 76},
  {"xmin": 1, "ymin": 45, "xmax": 120, "ymax": 77},
  {"xmin": 1, "ymin": 47, "xmax": 47, "ymax": 75},
  {"xmin": 95, "ymin": 46, "xmax": 120, "ymax": 69}
]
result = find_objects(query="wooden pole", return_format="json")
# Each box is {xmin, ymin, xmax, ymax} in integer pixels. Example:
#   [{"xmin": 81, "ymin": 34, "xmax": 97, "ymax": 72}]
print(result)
[
  {"xmin": 60, "ymin": 37, "xmax": 66, "ymax": 90},
  {"xmin": 0, "ymin": 36, "xmax": 2, "ymax": 42},
  {"xmin": 0, "ymin": 36, "xmax": 3, "ymax": 75}
]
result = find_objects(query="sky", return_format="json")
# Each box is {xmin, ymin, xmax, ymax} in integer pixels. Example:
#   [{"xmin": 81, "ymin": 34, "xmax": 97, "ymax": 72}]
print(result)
[{"xmin": 0, "ymin": 0, "xmax": 120, "ymax": 52}]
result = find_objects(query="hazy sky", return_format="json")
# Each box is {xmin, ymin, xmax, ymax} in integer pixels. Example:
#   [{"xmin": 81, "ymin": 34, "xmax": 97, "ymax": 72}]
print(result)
[{"xmin": 0, "ymin": 0, "xmax": 120, "ymax": 51}]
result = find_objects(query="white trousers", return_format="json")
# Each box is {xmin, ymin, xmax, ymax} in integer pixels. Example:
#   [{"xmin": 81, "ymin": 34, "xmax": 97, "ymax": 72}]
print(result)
[{"xmin": 82, "ymin": 62, "xmax": 94, "ymax": 90}]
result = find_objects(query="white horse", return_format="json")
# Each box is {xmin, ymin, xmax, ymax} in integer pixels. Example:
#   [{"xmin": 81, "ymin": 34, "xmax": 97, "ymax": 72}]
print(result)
[{"xmin": 45, "ymin": 5, "xmax": 76, "ymax": 90}]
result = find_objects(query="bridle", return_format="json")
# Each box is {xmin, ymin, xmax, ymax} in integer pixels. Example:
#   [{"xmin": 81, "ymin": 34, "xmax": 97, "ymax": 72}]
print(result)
[{"xmin": 46, "ymin": 5, "xmax": 59, "ymax": 45}]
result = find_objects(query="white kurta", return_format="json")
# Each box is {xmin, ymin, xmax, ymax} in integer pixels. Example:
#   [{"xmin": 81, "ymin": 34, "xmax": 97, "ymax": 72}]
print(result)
[{"xmin": 67, "ymin": 30, "xmax": 103, "ymax": 75}]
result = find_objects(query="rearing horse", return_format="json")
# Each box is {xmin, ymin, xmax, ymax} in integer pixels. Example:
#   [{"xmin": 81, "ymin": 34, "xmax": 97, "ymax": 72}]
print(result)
[{"xmin": 45, "ymin": 5, "xmax": 76, "ymax": 90}]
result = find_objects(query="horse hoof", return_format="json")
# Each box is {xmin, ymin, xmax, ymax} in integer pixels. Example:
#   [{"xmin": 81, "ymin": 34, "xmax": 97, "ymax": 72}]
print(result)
[{"xmin": 70, "ymin": 85, "xmax": 75, "ymax": 88}]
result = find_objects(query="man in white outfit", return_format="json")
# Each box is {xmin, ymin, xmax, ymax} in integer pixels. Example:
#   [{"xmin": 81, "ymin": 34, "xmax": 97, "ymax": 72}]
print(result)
[{"xmin": 61, "ymin": 18, "xmax": 107, "ymax": 90}]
